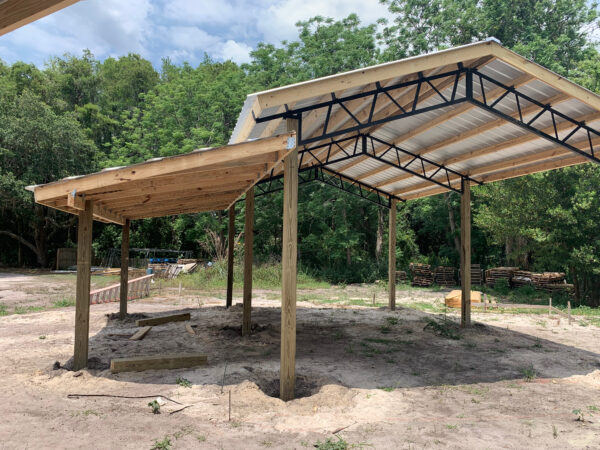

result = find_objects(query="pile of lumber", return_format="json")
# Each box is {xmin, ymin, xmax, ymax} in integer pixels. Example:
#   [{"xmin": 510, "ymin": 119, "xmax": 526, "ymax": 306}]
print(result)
[
  {"xmin": 395, "ymin": 270, "xmax": 407, "ymax": 283},
  {"xmin": 485, "ymin": 267, "xmax": 518, "ymax": 287},
  {"xmin": 532, "ymin": 272, "xmax": 565, "ymax": 286},
  {"xmin": 410, "ymin": 263, "xmax": 434, "ymax": 287},
  {"xmin": 433, "ymin": 266, "xmax": 456, "ymax": 287},
  {"xmin": 471, "ymin": 264, "xmax": 483, "ymax": 285},
  {"xmin": 512, "ymin": 270, "xmax": 533, "ymax": 288}
]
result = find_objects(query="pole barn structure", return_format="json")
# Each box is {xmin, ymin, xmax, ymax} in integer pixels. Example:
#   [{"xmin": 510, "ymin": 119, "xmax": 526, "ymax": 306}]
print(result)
[{"xmin": 27, "ymin": 38, "xmax": 600, "ymax": 400}]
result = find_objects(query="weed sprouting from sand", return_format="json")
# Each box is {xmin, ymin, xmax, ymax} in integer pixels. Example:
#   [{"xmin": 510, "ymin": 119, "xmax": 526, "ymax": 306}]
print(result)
[
  {"xmin": 314, "ymin": 436, "xmax": 348, "ymax": 450},
  {"xmin": 423, "ymin": 319, "xmax": 460, "ymax": 340},
  {"xmin": 151, "ymin": 436, "xmax": 171, "ymax": 450},
  {"xmin": 521, "ymin": 365, "xmax": 537, "ymax": 382},
  {"xmin": 552, "ymin": 425, "xmax": 558, "ymax": 439},
  {"xmin": 572, "ymin": 409, "xmax": 585, "ymax": 422},
  {"xmin": 176, "ymin": 377, "xmax": 192, "ymax": 388},
  {"xmin": 53, "ymin": 298, "xmax": 75, "ymax": 308}
]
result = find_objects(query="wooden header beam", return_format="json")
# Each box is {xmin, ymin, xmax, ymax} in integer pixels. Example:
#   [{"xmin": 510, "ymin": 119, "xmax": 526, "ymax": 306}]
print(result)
[{"xmin": 0, "ymin": 0, "xmax": 79, "ymax": 36}]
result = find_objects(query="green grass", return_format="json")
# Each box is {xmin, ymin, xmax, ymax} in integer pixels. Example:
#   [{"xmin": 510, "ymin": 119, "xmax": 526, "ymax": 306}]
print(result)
[
  {"xmin": 13, "ymin": 305, "xmax": 45, "ymax": 314},
  {"xmin": 176, "ymin": 377, "xmax": 192, "ymax": 388},
  {"xmin": 0, "ymin": 304, "xmax": 7, "ymax": 316},
  {"xmin": 53, "ymin": 298, "xmax": 75, "ymax": 308},
  {"xmin": 159, "ymin": 261, "xmax": 329, "ymax": 291},
  {"xmin": 314, "ymin": 437, "xmax": 349, "ymax": 450},
  {"xmin": 151, "ymin": 436, "xmax": 171, "ymax": 450}
]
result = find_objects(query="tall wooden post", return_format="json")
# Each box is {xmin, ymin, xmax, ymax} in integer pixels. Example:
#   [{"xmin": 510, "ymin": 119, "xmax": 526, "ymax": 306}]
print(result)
[
  {"xmin": 242, "ymin": 188, "xmax": 254, "ymax": 336},
  {"xmin": 74, "ymin": 199, "xmax": 93, "ymax": 371},
  {"xmin": 281, "ymin": 119, "xmax": 298, "ymax": 401},
  {"xmin": 226, "ymin": 206, "xmax": 235, "ymax": 308},
  {"xmin": 460, "ymin": 179, "xmax": 471, "ymax": 327},
  {"xmin": 388, "ymin": 198, "xmax": 397, "ymax": 310},
  {"xmin": 119, "ymin": 219, "xmax": 130, "ymax": 319}
]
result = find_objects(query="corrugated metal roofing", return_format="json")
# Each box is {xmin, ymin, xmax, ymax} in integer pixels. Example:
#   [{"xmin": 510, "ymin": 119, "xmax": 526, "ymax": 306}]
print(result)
[{"xmin": 231, "ymin": 38, "xmax": 600, "ymax": 202}]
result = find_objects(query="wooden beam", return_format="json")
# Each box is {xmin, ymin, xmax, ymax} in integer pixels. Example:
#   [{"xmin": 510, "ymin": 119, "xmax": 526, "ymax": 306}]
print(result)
[
  {"xmin": 110, "ymin": 353, "xmax": 207, "ymax": 373},
  {"xmin": 388, "ymin": 198, "xmax": 397, "ymax": 310},
  {"xmin": 66, "ymin": 193, "xmax": 125, "ymax": 225},
  {"xmin": 0, "ymin": 0, "xmax": 79, "ymax": 36},
  {"xmin": 104, "ymin": 188, "xmax": 246, "ymax": 211},
  {"xmin": 226, "ymin": 206, "xmax": 235, "ymax": 308},
  {"xmin": 119, "ymin": 219, "xmax": 130, "ymax": 319},
  {"xmin": 73, "ymin": 199, "xmax": 93, "ymax": 371},
  {"xmin": 33, "ymin": 133, "xmax": 294, "ymax": 203},
  {"xmin": 255, "ymin": 41, "xmax": 497, "ymax": 110},
  {"xmin": 460, "ymin": 180, "xmax": 471, "ymax": 327},
  {"xmin": 242, "ymin": 187, "xmax": 254, "ymax": 336},
  {"xmin": 280, "ymin": 118, "xmax": 299, "ymax": 401},
  {"xmin": 129, "ymin": 326, "xmax": 151, "ymax": 341},
  {"xmin": 136, "ymin": 313, "xmax": 191, "ymax": 327}
]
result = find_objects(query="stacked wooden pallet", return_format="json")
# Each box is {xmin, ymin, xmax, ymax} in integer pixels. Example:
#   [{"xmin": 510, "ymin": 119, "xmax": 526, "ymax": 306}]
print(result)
[
  {"xmin": 532, "ymin": 272, "xmax": 565, "ymax": 286},
  {"xmin": 512, "ymin": 270, "xmax": 533, "ymax": 288},
  {"xmin": 485, "ymin": 267, "xmax": 518, "ymax": 287},
  {"xmin": 536, "ymin": 283, "xmax": 575, "ymax": 295},
  {"xmin": 470, "ymin": 264, "xmax": 483, "ymax": 285},
  {"xmin": 395, "ymin": 271, "xmax": 407, "ymax": 283},
  {"xmin": 433, "ymin": 266, "xmax": 456, "ymax": 287},
  {"xmin": 410, "ymin": 263, "xmax": 434, "ymax": 287}
]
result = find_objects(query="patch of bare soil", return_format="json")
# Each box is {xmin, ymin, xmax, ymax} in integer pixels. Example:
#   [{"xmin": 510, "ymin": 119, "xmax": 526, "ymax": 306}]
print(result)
[{"xmin": 0, "ymin": 275, "xmax": 599, "ymax": 448}]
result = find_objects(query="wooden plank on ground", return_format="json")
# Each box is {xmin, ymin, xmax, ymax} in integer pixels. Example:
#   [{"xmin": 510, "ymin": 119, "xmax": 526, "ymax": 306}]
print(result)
[
  {"xmin": 129, "ymin": 326, "xmax": 152, "ymax": 341},
  {"xmin": 136, "ymin": 313, "xmax": 191, "ymax": 327},
  {"xmin": 110, "ymin": 353, "xmax": 207, "ymax": 373},
  {"xmin": 185, "ymin": 323, "xmax": 196, "ymax": 336}
]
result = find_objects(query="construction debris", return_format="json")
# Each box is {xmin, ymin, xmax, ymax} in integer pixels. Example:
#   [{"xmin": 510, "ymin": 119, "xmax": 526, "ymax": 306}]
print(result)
[
  {"xmin": 110, "ymin": 353, "xmax": 208, "ymax": 373},
  {"xmin": 129, "ymin": 326, "xmax": 152, "ymax": 341},
  {"xmin": 136, "ymin": 313, "xmax": 191, "ymax": 327},
  {"xmin": 484, "ymin": 267, "xmax": 518, "ymax": 287}
]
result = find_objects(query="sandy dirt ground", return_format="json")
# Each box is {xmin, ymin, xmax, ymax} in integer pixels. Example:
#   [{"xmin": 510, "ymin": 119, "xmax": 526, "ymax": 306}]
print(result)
[{"xmin": 1, "ymin": 272, "xmax": 600, "ymax": 449}]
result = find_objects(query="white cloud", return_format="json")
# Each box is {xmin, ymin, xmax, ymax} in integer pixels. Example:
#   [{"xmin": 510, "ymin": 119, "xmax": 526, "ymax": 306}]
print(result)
[
  {"xmin": 257, "ymin": 0, "xmax": 393, "ymax": 44},
  {"xmin": 0, "ymin": 0, "xmax": 394, "ymax": 66},
  {"xmin": 219, "ymin": 40, "xmax": 252, "ymax": 63}
]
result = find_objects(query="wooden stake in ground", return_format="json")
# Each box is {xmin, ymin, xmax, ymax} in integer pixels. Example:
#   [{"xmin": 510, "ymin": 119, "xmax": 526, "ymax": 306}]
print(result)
[
  {"xmin": 460, "ymin": 179, "xmax": 471, "ymax": 327},
  {"xmin": 74, "ymin": 199, "xmax": 94, "ymax": 371},
  {"xmin": 226, "ymin": 206, "xmax": 235, "ymax": 308},
  {"xmin": 568, "ymin": 301, "xmax": 572, "ymax": 325},
  {"xmin": 119, "ymin": 219, "xmax": 130, "ymax": 319},
  {"xmin": 549, "ymin": 297, "xmax": 552, "ymax": 316},
  {"xmin": 388, "ymin": 198, "xmax": 397, "ymax": 311},
  {"xmin": 280, "ymin": 119, "xmax": 298, "ymax": 401},
  {"xmin": 242, "ymin": 187, "xmax": 254, "ymax": 336}
]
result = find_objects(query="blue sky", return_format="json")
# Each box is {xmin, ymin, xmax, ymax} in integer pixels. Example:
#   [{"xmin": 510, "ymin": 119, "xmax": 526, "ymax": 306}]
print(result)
[{"xmin": 0, "ymin": 0, "xmax": 393, "ymax": 67}]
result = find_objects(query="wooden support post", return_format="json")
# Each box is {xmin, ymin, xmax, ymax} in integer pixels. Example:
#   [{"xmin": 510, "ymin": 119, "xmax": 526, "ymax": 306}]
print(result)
[
  {"xmin": 226, "ymin": 206, "xmax": 235, "ymax": 308},
  {"xmin": 280, "ymin": 118, "xmax": 298, "ymax": 401},
  {"xmin": 242, "ymin": 188, "xmax": 254, "ymax": 336},
  {"xmin": 119, "ymin": 219, "xmax": 130, "ymax": 319},
  {"xmin": 460, "ymin": 179, "xmax": 471, "ymax": 327},
  {"xmin": 74, "ymin": 199, "xmax": 93, "ymax": 371},
  {"xmin": 388, "ymin": 198, "xmax": 397, "ymax": 310}
]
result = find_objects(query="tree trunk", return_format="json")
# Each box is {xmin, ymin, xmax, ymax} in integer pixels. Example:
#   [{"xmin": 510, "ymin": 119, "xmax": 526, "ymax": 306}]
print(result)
[
  {"xmin": 376, "ymin": 208, "xmax": 384, "ymax": 263},
  {"xmin": 33, "ymin": 204, "xmax": 49, "ymax": 267},
  {"xmin": 444, "ymin": 192, "xmax": 461, "ymax": 255},
  {"xmin": 0, "ymin": 230, "xmax": 41, "ymax": 263}
]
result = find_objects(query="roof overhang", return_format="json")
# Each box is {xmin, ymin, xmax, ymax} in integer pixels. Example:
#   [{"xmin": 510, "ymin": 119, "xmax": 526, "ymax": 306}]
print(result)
[
  {"xmin": 28, "ymin": 133, "xmax": 296, "ymax": 223},
  {"xmin": 0, "ymin": 0, "xmax": 80, "ymax": 36},
  {"xmin": 231, "ymin": 38, "xmax": 600, "ymax": 202}
]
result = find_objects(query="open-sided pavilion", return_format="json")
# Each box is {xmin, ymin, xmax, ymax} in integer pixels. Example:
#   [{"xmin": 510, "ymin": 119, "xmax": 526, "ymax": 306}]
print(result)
[{"xmin": 27, "ymin": 38, "xmax": 600, "ymax": 400}]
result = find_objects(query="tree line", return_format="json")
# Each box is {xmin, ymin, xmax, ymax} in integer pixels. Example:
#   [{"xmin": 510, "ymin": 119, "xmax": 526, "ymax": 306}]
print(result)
[{"xmin": 1, "ymin": 0, "xmax": 599, "ymax": 304}]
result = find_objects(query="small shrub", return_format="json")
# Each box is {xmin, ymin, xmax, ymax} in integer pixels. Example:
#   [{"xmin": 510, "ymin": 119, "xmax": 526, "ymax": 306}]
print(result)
[
  {"xmin": 385, "ymin": 317, "xmax": 399, "ymax": 326},
  {"xmin": 494, "ymin": 278, "xmax": 510, "ymax": 295},
  {"xmin": 522, "ymin": 365, "xmax": 537, "ymax": 382},
  {"xmin": 572, "ymin": 409, "xmax": 584, "ymax": 422},
  {"xmin": 148, "ymin": 400, "xmax": 161, "ymax": 414}
]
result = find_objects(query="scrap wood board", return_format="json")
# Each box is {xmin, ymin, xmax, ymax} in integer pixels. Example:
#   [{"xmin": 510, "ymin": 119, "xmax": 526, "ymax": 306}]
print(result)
[
  {"xmin": 136, "ymin": 312, "xmax": 191, "ymax": 327},
  {"xmin": 129, "ymin": 326, "xmax": 152, "ymax": 341},
  {"xmin": 110, "ymin": 353, "xmax": 208, "ymax": 373}
]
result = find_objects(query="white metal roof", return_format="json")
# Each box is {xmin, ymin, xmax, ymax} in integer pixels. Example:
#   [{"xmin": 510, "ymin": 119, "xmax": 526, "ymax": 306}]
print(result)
[{"xmin": 231, "ymin": 38, "xmax": 600, "ymax": 201}]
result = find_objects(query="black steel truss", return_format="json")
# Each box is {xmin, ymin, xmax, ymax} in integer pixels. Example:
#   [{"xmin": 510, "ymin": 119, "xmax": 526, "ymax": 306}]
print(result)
[
  {"xmin": 254, "ymin": 68, "xmax": 469, "ymax": 146},
  {"xmin": 253, "ymin": 166, "xmax": 400, "ymax": 208},
  {"xmin": 252, "ymin": 65, "xmax": 600, "ymax": 201},
  {"xmin": 470, "ymin": 68, "xmax": 600, "ymax": 164}
]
